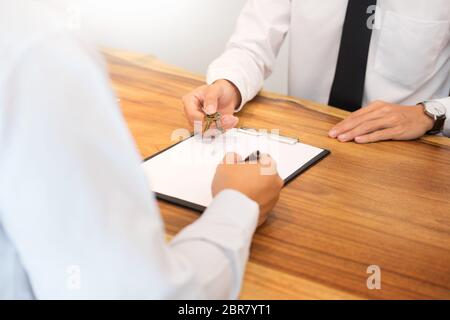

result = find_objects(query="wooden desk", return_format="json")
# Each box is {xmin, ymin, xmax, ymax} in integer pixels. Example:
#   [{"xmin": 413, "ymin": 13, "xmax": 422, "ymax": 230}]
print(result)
[{"xmin": 103, "ymin": 48, "xmax": 450, "ymax": 300}]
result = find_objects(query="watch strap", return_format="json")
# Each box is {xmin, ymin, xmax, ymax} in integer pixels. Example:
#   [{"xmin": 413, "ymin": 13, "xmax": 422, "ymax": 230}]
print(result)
[
  {"xmin": 427, "ymin": 117, "xmax": 446, "ymax": 135},
  {"xmin": 422, "ymin": 101, "xmax": 447, "ymax": 135}
]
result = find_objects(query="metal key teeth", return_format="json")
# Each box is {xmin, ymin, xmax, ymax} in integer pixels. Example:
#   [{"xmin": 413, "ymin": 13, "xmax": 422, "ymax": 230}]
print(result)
[{"xmin": 203, "ymin": 112, "xmax": 223, "ymax": 133}]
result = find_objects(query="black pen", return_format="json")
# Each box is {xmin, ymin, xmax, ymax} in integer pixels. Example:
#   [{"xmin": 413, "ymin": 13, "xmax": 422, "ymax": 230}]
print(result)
[{"xmin": 244, "ymin": 150, "xmax": 261, "ymax": 163}]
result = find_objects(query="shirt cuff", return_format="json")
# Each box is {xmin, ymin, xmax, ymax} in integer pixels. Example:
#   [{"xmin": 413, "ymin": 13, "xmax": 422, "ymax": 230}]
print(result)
[
  {"xmin": 171, "ymin": 189, "xmax": 259, "ymax": 298},
  {"xmin": 207, "ymin": 68, "xmax": 250, "ymax": 112},
  {"xmin": 172, "ymin": 189, "xmax": 259, "ymax": 250},
  {"xmin": 433, "ymin": 97, "xmax": 450, "ymax": 137}
]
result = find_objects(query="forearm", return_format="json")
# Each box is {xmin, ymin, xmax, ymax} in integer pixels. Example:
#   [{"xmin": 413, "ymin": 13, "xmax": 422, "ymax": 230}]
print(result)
[
  {"xmin": 207, "ymin": 48, "xmax": 265, "ymax": 111},
  {"xmin": 207, "ymin": 0, "xmax": 291, "ymax": 111}
]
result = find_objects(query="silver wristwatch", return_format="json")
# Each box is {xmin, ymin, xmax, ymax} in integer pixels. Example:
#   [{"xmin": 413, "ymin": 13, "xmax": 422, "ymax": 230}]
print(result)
[{"xmin": 421, "ymin": 100, "xmax": 447, "ymax": 135}]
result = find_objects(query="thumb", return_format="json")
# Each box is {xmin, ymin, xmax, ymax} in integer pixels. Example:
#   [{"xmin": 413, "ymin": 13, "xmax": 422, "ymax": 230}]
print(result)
[{"xmin": 203, "ymin": 86, "xmax": 221, "ymax": 115}]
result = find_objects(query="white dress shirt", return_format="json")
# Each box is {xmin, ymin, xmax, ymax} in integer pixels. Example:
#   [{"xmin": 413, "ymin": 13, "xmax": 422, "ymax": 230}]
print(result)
[
  {"xmin": 0, "ymin": 0, "xmax": 259, "ymax": 299},
  {"xmin": 207, "ymin": 0, "xmax": 450, "ymax": 137}
]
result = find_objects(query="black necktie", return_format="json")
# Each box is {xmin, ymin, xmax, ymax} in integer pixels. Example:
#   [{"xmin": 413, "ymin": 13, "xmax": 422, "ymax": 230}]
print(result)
[{"xmin": 329, "ymin": 0, "xmax": 378, "ymax": 112}]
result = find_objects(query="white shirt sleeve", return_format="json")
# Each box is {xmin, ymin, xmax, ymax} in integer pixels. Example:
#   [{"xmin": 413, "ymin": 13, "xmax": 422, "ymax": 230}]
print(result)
[
  {"xmin": 0, "ymin": 33, "xmax": 259, "ymax": 299},
  {"xmin": 206, "ymin": 0, "xmax": 291, "ymax": 111},
  {"xmin": 433, "ymin": 97, "xmax": 450, "ymax": 137}
]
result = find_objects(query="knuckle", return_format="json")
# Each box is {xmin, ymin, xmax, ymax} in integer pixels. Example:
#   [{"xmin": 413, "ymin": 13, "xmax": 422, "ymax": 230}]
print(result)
[
  {"xmin": 206, "ymin": 84, "xmax": 218, "ymax": 93},
  {"xmin": 367, "ymin": 133, "xmax": 377, "ymax": 142},
  {"xmin": 335, "ymin": 121, "xmax": 348, "ymax": 130},
  {"xmin": 381, "ymin": 105, "xmax": 392, "ymax": 113},
  {"xmin": 360, "ymin": 123, "xmax": 376, "ymax": 132},
  {"xmin": 182, "ymin": 93, "xmax": 194, "ymax": 105},
  {"xmin": 182, "ymin": 102, "xmax": 190, "ymax": 115},
  {"xmin": 342, "ymin": 123, "xmax": 355, "ymax": 132}
]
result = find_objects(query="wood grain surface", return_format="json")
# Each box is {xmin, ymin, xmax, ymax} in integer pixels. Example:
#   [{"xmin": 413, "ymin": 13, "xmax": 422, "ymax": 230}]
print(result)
[{"xmin": 103, "ymin": 48, "xmax": 450, "ymax": 300}]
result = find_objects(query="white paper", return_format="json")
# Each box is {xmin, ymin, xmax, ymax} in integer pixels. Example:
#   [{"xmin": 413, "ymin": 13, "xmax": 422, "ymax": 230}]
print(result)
[{"xmin": 142, "ymin": 129, "xmax": 325, "ymax": 208}]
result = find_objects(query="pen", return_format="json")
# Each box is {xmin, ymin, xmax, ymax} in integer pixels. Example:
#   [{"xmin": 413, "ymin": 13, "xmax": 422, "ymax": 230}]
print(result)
[{"xmin": 244, "ymin": 150, "xmax": 261, "ymax": 162}]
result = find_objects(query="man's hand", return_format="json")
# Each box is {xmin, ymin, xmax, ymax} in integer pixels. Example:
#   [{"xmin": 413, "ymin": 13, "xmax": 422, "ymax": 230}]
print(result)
[
  {"xmin": 212, "ymin": 153, "xmax": 283, "ymax": 227},
  {"xmin": 182, "ymin": 80, "xmax": 242, "ymax": 130},
  {"xmin": 328, "ymin": 101, "xmax": 435, "ymax": 144}
]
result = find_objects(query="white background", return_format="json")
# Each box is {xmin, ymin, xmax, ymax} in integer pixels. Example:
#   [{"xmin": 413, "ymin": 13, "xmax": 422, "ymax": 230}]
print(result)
[{"xmin": 44, "ymin": 0, "xmax": 289, "ymax": 94}]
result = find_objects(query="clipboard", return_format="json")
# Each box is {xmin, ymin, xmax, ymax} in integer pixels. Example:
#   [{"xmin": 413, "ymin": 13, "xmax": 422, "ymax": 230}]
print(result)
[{"xmin": 142, "ymin": 128, "xmax": 330, "ymax": 212}]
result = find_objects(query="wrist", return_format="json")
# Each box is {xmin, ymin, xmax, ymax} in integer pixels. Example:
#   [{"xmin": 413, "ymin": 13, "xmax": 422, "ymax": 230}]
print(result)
[
  {"xmin": 420, "ymin": 100, "xmax": 447, "ymax": 134},
  {"xmin": 417, "ymin": 104, "xmax": 435, "ymax": 132},
  {"xmin": 215, "ymin": 79, "xmax": 242, "ymax": 110}
]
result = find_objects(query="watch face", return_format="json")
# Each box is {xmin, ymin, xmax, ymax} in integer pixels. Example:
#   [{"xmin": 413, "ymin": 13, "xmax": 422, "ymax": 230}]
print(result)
[{"xmin": 425, "ymin": 102, "xmax": 446, "ymax": 117}]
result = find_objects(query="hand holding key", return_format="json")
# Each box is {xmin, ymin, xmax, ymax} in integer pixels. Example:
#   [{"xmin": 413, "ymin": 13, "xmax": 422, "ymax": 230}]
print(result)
[{"xmin": 182, "ymin": 80, "xmax": 241, "ymax": 130}]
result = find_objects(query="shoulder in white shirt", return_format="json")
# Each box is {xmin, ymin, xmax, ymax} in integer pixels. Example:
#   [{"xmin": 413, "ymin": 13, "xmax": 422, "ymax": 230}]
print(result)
[
  {"xmin": 207, "ymin": 0, "xmax": 450, "ymax": 137},
  {"xmin": 0, "ymin": 0, "xmax": 259, "ymax": 299}
]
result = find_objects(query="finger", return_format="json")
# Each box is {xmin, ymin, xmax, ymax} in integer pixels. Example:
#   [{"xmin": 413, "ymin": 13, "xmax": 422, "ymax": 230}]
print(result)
[
  {"xmin": 337, "ymin": 118, "xmax": 391, "ymax": 142},
  {"xmin": 258, "ymin": 153, "xmax": 274, "ymax": 164},
  {"xmin": 329, "ymin": 106, "xmax": 387, "ymax": 138},
  {"xmin": 182, "ymin": 92, "xmax": 206, "ymax": 125},
  {"xmin": 203, "ymin": 85, "xmax": 222, "ymax": 115},
  {"xmin": 222, "ymin": 152, "xmax": 242, "ymax": 165},
  {"xmin": 354, "ymin": 128, "xmax": 399, "ymax": 144},
  {"xmin": 259, "ymin": 154, "xmax": 279, "ymax": 176},
  {"xmin": 329, "ymin": 101, "xmax": 387, "ymax": 138}
]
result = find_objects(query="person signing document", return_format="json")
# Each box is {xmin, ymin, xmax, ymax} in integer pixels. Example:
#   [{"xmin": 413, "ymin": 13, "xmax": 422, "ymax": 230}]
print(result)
[{"xmin": 0, "ymin": 0, "xmax": 283, "ymax": 299}]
